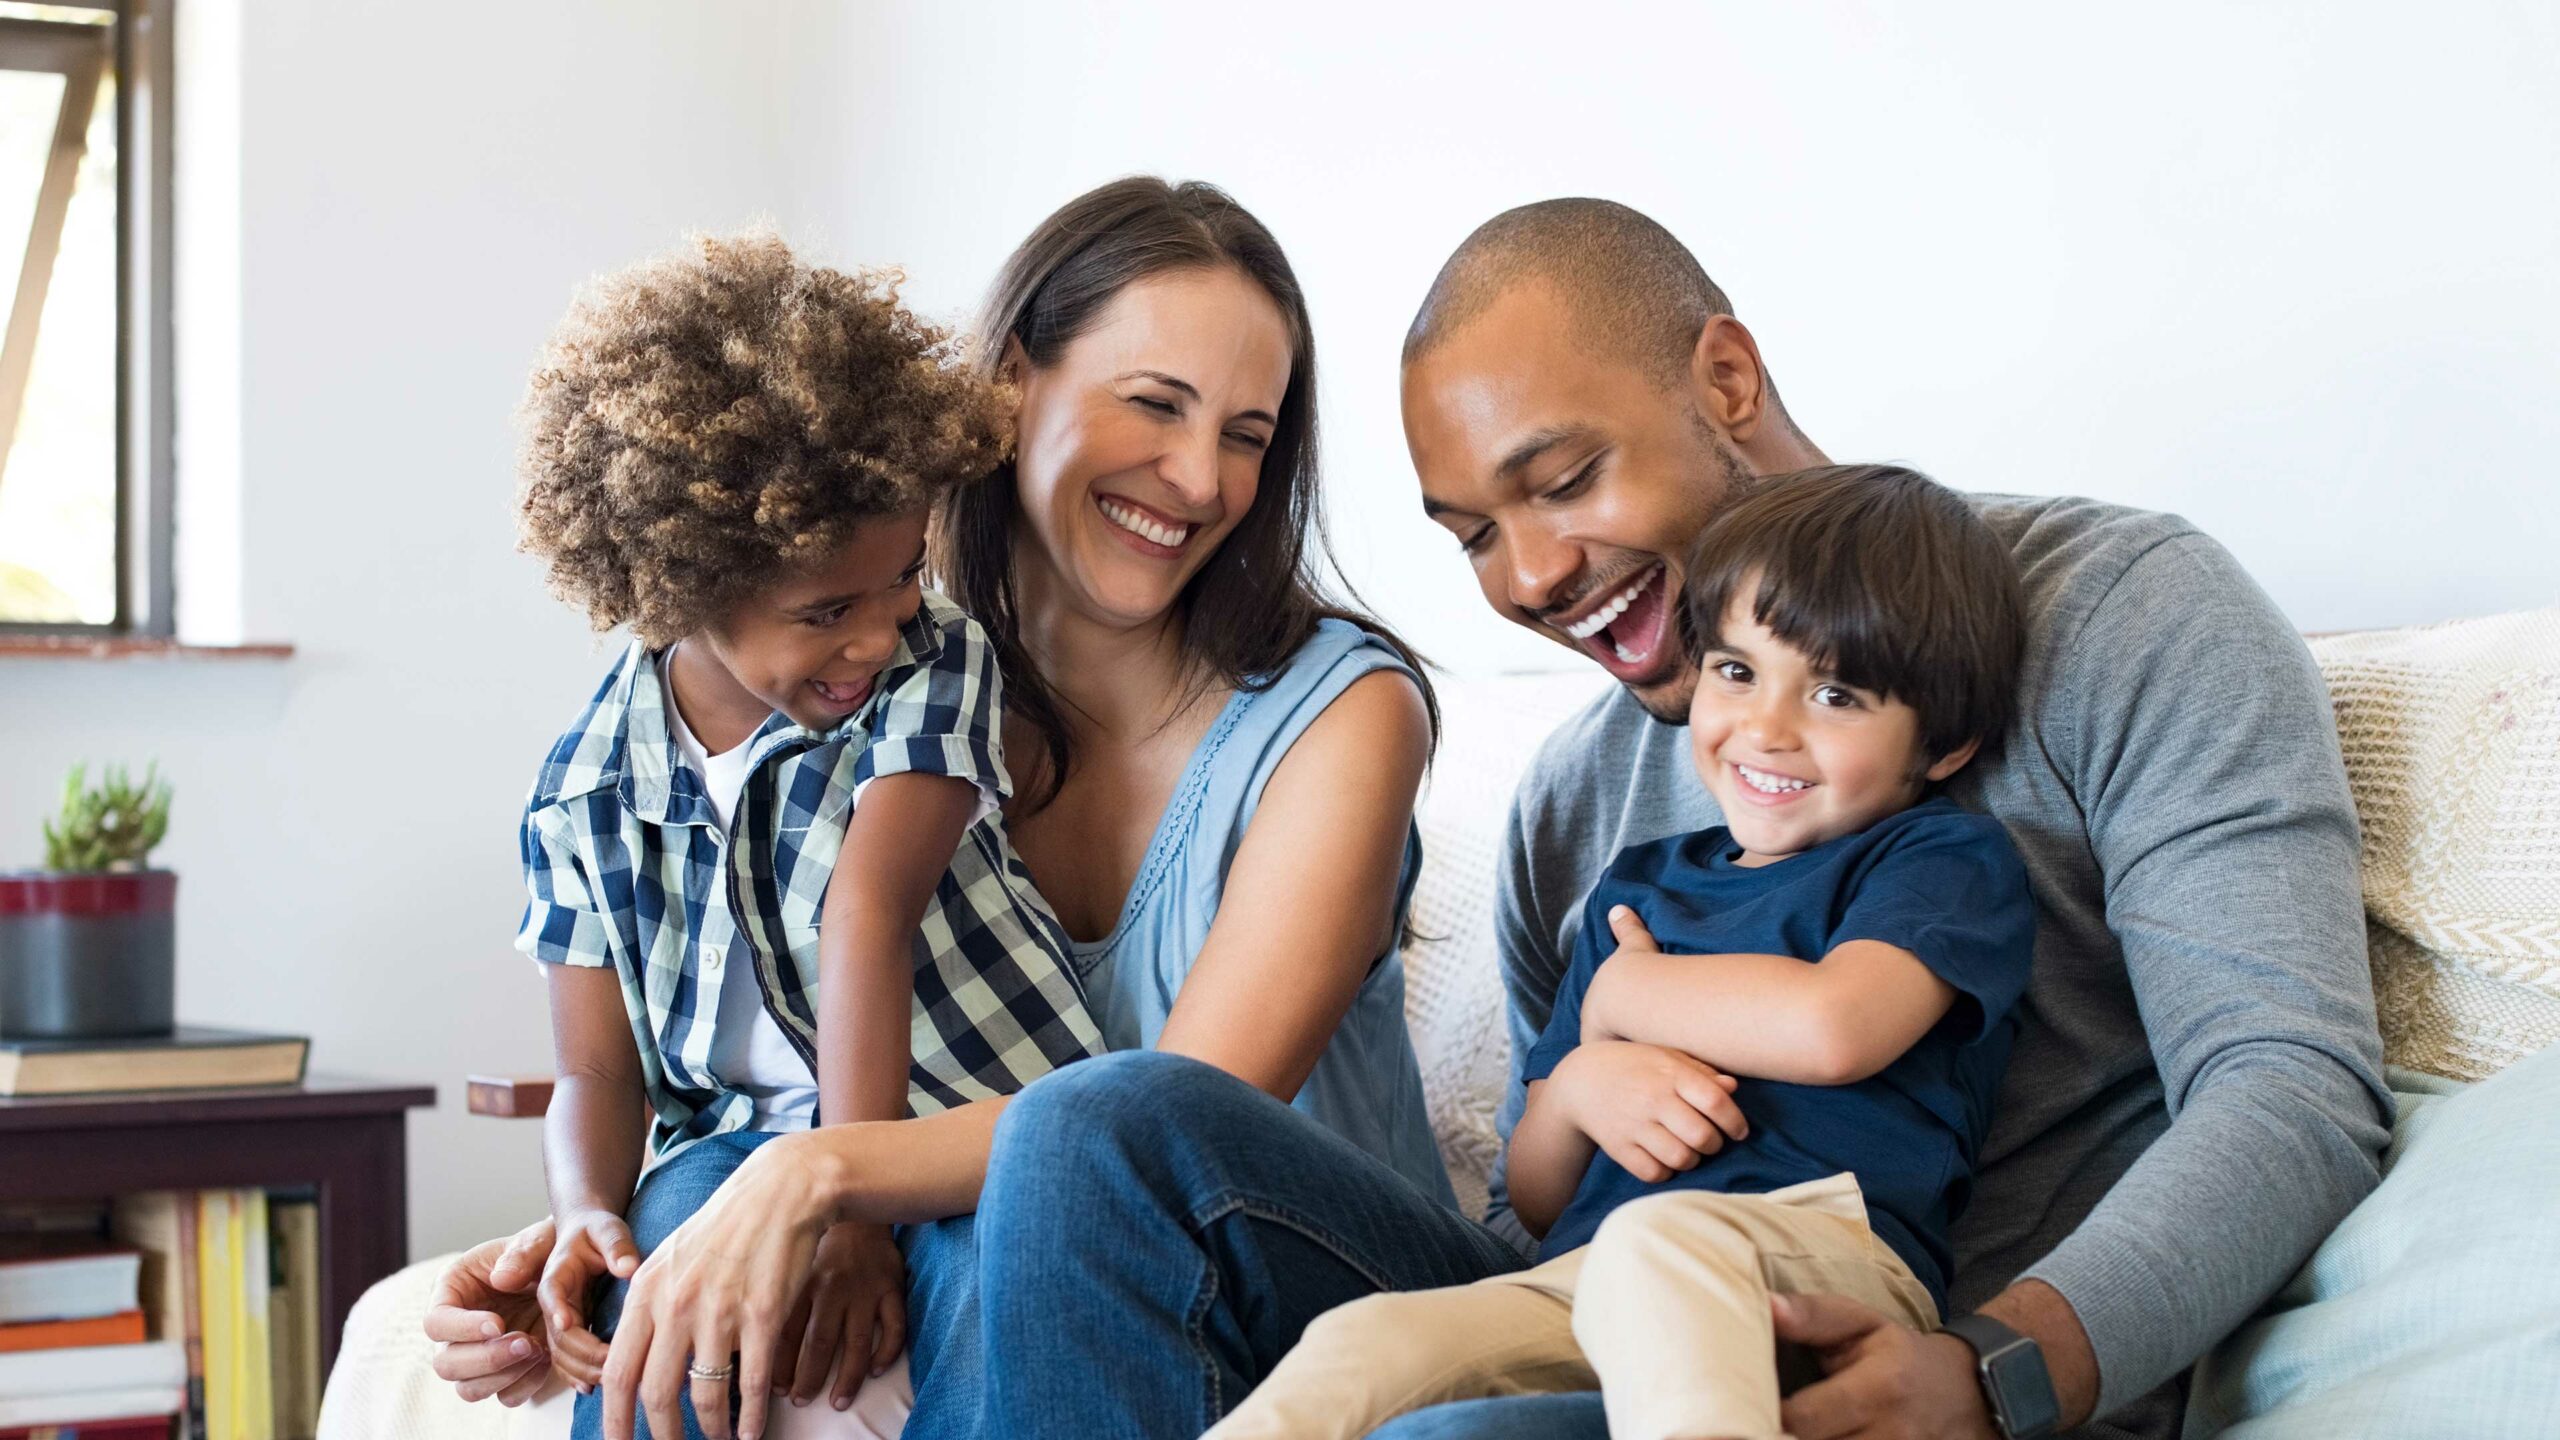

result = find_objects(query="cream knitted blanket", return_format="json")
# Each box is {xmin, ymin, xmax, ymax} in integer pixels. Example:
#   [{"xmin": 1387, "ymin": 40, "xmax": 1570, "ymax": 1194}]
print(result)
[{"xmin": 2313, "ymin": 609, "xmax": 2560, "ymax": 1080}]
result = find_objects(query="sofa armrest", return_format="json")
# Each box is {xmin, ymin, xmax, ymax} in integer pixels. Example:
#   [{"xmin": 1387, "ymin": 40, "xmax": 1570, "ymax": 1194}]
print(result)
[{"xmin": 465, "ymin": 1075, "xmax": 554, "ymax": 1118}]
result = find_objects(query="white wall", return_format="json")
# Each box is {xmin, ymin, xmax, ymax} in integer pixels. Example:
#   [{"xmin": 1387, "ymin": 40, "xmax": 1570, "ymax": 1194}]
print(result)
[
  {"xmin": 0, "ymin": 2, "xmax": 2552, "ymax": 1260},
  {"xmin": 785, "ymin": 1, "xmax": 2560, "ymax": 676}
]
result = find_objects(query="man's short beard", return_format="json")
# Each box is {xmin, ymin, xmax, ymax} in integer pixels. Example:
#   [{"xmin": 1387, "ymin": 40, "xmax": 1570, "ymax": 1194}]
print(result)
[
  {"xmin": 1632, "ymin": 671, "xmax": 1698, "ymax": 724},
  {"xmin": 1626, "ymin": 415, "xmax": 1752, "ymax": 726}
]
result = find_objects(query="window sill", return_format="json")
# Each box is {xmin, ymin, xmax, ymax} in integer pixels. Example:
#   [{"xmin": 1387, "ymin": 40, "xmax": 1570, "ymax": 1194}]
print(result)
[{"xmin": 0, "ymin": 635, "xmax": 294, "ymax": 660}]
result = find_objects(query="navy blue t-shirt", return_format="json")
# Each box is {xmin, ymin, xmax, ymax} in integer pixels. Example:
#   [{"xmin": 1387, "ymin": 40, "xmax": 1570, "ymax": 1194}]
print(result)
[{"xmin": 1520, "ymin": 796, "xmax": 2033, "ymax": 1314}]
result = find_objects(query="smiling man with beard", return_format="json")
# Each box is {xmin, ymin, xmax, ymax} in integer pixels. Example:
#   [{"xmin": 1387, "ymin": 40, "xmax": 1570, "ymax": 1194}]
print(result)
[{"xmin": 1386, "ymin": 199, "xmax": 2391, "ymax": 1440}]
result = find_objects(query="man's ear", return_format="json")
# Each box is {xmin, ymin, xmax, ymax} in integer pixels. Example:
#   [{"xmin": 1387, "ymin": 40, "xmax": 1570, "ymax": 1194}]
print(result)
[
  {"xmin": 1923, "ymin": 735, "xmax": 1984, "ymax": 784},
  {"xmin": 1688, "ymin": 314, "xmax": 1774, "ymax": 444}
]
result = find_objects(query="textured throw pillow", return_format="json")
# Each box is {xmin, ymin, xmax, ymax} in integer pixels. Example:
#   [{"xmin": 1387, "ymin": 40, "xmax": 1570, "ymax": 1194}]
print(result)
[
  {"xmin": 1404, "ymin": 670, "xmax": 1609, "ymax": 1218},
  {"xmin": 2313, "ymin": 610, "xmax": 2560, "ymax": 1080},
  {"xmin": 2184, "ymin": 1049, "xmax": 2560, "ymax": 1438}
]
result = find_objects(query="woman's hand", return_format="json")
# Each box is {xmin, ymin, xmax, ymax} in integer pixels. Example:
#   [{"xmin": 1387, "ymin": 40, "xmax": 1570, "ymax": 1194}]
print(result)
[
  {"xmin": 422, "ymin": 1217, "xmax": 559, "ymax": 1406},
  {"xmin": 772, "ymin": 1222, "xmax": 906, "ymax": 1410},
  {"xmin": 1550, "ymin": 1040, "xmax": 1748, "ymax": 1182},
  {"xmin": 536, "ymin": 1206, "xmax": 643, "ymax": 1393},
  {"xmin": 601, "ymin": 1133, "xmax": 839, "ymax": 1440}
]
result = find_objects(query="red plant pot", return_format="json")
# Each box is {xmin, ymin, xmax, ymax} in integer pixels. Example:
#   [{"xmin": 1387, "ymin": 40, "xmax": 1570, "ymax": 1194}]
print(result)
[{"xmin": 0, "ymin": 870, "xmax": 178, "ymax": 1039}]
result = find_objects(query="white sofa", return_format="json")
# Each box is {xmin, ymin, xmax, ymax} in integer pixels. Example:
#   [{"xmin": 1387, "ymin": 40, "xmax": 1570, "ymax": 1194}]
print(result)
[{"xmin": 320, "ymin": 613, "xmax": 2560, "ymax": 1439}]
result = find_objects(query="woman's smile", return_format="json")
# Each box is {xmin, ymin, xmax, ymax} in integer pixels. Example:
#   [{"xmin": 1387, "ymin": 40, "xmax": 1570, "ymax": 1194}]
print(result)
[{"xmin": 1095, "ymin": 493, "xmax": 1200, "ymax": 555}]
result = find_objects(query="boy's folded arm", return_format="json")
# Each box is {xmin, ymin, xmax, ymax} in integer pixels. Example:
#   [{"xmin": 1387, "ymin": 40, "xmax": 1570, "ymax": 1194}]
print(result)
[
  {"xmin": 1586, "ymin": 938, "xmax": 1957, "ymax": 1086},
  {"xmin": 1503, "ymin": 1079, "xmax": 1591, "ymax": 1238},
  {"xmin": 818, "ymin": 771, "xmax": 985, "ymax": 1125}
]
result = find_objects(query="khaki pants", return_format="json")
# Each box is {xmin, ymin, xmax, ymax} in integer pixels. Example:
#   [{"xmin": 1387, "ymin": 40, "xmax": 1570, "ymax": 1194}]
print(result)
[{"xmin": 1202, "ymin": 1174, "xmax": 1937, "ymax": 1440}]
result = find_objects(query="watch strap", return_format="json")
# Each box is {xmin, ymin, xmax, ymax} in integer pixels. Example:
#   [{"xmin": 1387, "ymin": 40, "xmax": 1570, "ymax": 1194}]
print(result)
[{"xmin": 1941, "ymin": 1314, "xmax": 2057, "ymax": 1440}]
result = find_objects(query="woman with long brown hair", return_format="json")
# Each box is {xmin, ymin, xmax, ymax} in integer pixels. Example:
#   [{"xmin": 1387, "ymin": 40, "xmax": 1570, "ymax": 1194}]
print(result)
[{"xmin": 428, "ymin": 178, "xmax": 1518, "ymax": 1440}]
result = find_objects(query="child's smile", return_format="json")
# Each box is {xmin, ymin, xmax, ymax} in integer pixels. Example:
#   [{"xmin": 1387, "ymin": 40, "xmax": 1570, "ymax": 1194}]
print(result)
[
  {"xmin": 670, "ymin": 510, "xmax": 932, "ymax": 749},
  {"xmin": 1688, "ymin": 589, "xmax": 1976, "ymax": 867},
  {"xmin": 807, "ymin": 673, "xmax": 878, "ymax": 719}
]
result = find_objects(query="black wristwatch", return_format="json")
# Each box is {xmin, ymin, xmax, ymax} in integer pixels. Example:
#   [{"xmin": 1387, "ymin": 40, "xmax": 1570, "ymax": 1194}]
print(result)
[{"xmin": 1941, "ymin": 1314, "xmax": 2061, "ymax": 1440}]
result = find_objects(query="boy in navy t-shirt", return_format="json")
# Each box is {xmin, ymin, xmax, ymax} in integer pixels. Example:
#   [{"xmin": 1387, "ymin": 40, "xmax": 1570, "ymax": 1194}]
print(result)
[{"xmin": 1208, "ymin": 464, "xmax": 2034, "ymax": 1440}]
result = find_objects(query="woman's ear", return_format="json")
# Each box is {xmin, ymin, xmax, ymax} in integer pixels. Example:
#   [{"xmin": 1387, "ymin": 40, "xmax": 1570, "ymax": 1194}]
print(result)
[{"xmin": 997, "ymin": 334, "xmax": 1029, "ymax": 391}]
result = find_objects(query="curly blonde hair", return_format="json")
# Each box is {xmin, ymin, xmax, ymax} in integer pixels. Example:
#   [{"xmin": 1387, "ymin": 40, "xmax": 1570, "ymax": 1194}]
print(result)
[{"xmin": 516, "ymin": 230, "xmax": 1009, "ymax": 646}]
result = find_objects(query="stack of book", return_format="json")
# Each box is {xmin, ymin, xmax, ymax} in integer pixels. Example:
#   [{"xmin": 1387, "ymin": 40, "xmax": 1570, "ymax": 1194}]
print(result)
[
  {"xmin": 0, "ymin": 1214, "xmax": 180, "ymax": 1439},
  {"xmin": 0, "ymin": 1195, "xmax": 323, "ymax": 1440},
  {"xmin": 0, "ymin": 1029, "xmax": 307, "ymax": 1098}
]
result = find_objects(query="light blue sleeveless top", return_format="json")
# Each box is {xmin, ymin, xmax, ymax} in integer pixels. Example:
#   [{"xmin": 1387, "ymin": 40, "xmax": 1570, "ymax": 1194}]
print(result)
[{"xmin": 1072, "ymin": 618, "xmax": 1457, "ymax": 1207}]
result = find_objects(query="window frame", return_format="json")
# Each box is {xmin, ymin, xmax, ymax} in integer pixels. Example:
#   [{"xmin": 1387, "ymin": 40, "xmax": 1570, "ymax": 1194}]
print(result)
[{"xmin": 0, "ymin": 0, "xmax": 174, "ymax": 639}]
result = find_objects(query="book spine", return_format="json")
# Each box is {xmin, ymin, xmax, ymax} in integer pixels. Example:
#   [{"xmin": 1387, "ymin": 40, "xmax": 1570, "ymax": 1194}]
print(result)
[
  {"xmin": 174, "ymin": 1197, "xmax": 202, "ymax": 1440},
  {"xmin": 0, "ymin": 1339, "xmax": 181, "ymax": 1394},
  {"xmin": 0, "ymin": 1423, "xmax": 178, "ymax": 1440},
  {"xmin": 270, "ymin": 1198, "xmax": 321, "ymax": 1440},
  {"xmin": 238, "ymin": 1194, "xmax": 270, "ymax": 1440},
  {"xmin": 263, "ymin": 1200, "xmax": 293, "ymax": 1440},
  {"xmin": 194, "ymin": 1194, "xmax": 231, "ymax": 1440},
  {"xmin": 0, "ymin": 1309, "xmax": 148, "ymax": 1352}
]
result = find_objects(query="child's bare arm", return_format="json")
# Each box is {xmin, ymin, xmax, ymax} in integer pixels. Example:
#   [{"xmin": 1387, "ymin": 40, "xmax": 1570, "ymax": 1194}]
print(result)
[
  {"xmin": 1581, "ymin": 906, "xmax": 1959, "ymax": 1085},
  {"xmin": 818, "ymin": 772, "xmax": 982, "ymax": 1125},
  {"xmin": 1505, "ymin": 1079, "xmax": 1596, "ymax": 1237},
  {"xmin": 796, "ymin": 770, "xmax": 979, "ymax": 1402},
  {"xmin": 537, "ymin": 963, "xmax": 650, "ymax": 1388},
  {"xmin": 1508, "ymin": 1047, "xmax": 1749, "ymax": 1236}
]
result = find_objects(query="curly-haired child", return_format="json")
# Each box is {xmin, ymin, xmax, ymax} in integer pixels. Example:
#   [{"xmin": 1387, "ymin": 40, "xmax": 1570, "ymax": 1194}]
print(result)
[{"xmin": 507, "ymin": 231, "xmax": 1104, "ymax": 1438}]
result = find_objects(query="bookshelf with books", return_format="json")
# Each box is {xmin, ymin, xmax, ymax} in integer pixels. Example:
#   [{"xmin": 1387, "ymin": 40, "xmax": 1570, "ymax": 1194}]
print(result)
[
  {"xmin": 0, "ymin": 1190, "xmax": 321, "ymax": 1440},
  {"xmin": 0, "ymin": 1076, "xmax": 433, "ymax": 1410}
]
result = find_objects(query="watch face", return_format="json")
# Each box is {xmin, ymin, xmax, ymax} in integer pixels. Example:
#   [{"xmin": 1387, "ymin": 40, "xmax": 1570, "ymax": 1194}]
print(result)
[{"xmin": 1986, "ymin": 1343, "xmax": 2062, "ymax": 1438}]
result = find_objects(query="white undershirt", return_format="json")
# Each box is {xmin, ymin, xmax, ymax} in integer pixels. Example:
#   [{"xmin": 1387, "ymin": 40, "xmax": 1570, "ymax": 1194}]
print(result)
[{"xmin": 662, "ymin": 657, "xmax": 819, "ymax": 1132}]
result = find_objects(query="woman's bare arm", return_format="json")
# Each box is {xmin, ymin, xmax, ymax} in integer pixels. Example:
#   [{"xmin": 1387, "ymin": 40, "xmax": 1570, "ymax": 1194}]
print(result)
[{"xmin": 1152, "ymin": 669, "xmax": 1432, "ymax": 1099}]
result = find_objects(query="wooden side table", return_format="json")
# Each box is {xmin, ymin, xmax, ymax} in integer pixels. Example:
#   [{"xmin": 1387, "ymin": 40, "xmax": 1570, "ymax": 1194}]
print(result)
[{"xmin": 0, "ymin": 1074, "xmax": 434, "ymax": 1372}]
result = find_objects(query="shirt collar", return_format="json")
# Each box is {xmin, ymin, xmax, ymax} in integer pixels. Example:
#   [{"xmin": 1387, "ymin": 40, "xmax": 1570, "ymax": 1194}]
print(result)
[{"xmin": 613, "ymin": 634, "xmax": 900, "ymax": 825}]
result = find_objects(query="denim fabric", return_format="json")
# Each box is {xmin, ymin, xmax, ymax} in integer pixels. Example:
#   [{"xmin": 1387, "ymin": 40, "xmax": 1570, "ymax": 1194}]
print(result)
[
  {"xmin": 566, "ymin": 1134, "xmax": 978, "ymax": 1440},
  {"xmin": 899, "ymin": 1215, "xmax": 981, "ymax": 1432},
  {"xmin": 1368, "ymin": 1394, "xmax": 1610, "ymax": 1439},
  {"xmin": 903, "ymin": 1051, "xmax": 1525, "ymax": 1439},
  {"xmin": 572, "ymin": 1129, "xmax": 789, "ymax": 1440}
]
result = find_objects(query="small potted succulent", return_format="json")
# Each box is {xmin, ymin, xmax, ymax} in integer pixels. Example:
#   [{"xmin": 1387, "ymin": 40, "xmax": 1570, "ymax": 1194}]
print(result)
[{"xmin": 0, "ymin": 763, "xmax": 177, "ymax": 1039}]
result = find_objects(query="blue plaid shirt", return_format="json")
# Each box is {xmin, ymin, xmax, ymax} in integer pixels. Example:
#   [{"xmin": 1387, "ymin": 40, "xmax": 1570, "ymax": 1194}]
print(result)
[{"xmin": 516, "ymin": 587, "xmax": 1105, "ymax": 1165}]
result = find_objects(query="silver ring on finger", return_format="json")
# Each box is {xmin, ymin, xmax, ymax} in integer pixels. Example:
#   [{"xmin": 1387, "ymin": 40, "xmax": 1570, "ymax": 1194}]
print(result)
[{"xmin": 687, "ymin": 1359, "xmax": 735, "ymax": 1382}]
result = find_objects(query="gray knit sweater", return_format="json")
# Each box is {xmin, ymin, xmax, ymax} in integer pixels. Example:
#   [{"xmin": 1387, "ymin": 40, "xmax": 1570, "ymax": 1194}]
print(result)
[{"xmin": 1484, "ymin": 494, "xmax": 2393, "ymax": 1439}]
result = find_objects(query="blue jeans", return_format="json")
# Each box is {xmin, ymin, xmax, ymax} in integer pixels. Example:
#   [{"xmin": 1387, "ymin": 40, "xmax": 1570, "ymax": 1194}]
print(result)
[
  {"xmin": 902, "ymin": 1050, "xmax": 1528, "ymax": 1440},
  {"xmin": 1370, "ymin": 1395, "xmax": 1611, "ymax": 1438},
  {"xmin": 568, "ymin": 1130, "xmax": 980, "ymax": 1440}
]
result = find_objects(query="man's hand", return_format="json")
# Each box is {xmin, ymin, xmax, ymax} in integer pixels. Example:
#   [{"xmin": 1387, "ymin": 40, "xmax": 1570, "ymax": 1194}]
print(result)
[
  {"xmin": 422, "ymin": 1217, "xmax": 560, "ymax": 1407},
  {"xmin": 1773, "ymin": 1292, "xmax": 1996, "ymax": 1440},
  {"xmin": 1549, "ymin": 1039, "xmax": 1747, "ymax": 1182},
  {"xmin": 537, "ymin": 1207, "xmax": 644, "ymax": 1393},
  {"xmin": 772, "ymin": 1221, "xmax": 906, "ymax": 1410}
]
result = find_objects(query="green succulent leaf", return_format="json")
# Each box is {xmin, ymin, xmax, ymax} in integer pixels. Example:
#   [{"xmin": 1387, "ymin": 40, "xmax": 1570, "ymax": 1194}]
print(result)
[{"xmin": 40, "ymin": 759, "xmax": 175, "ymax": 872}]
